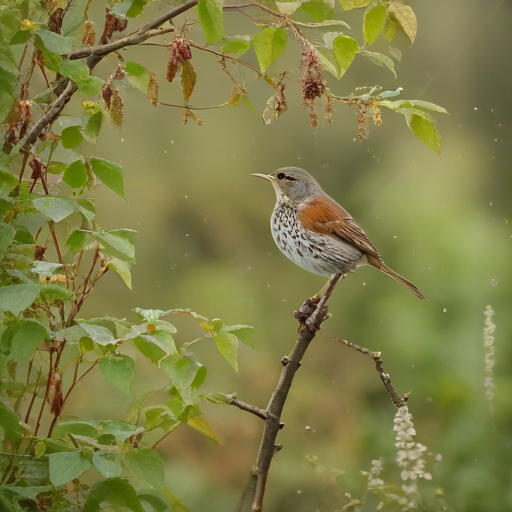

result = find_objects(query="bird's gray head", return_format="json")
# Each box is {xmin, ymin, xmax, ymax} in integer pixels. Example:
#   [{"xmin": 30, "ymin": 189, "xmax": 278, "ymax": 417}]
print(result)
[{"xmin": 252, "ymin": 167, "xmax": 323, "ymax": 203}]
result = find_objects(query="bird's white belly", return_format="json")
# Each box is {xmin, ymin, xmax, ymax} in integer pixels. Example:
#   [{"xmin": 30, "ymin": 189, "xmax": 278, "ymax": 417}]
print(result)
[{"xmin": 270, "ymin": 202, "xmax": 364, "ymax": 277}]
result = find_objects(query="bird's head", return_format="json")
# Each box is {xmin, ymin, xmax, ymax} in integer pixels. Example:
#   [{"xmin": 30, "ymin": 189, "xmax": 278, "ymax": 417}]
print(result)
[{"xmin": 252, "ymin": 167, "xmax": 323, "ymax": 203}]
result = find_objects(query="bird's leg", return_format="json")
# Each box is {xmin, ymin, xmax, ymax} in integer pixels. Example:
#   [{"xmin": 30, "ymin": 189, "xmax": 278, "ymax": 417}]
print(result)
[
  {"xmin": 312, "ymin": 274, "xmax": 337, "ymax": 301},
  {"xmin": 294, "ymin": 274, "xmax": 343, "ymax": 326}
]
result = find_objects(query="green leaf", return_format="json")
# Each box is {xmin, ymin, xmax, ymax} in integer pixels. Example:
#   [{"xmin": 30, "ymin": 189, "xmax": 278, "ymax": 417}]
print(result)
[
  {"xmin": 276, "ymin": 0, "xmax": 302, "ymax": 15},
  {"xmin": 379, "ymin": 99, "xmax": 448, "ymax": 114},
  {"xmin": 363, "ymin": 2, "xmax": 386, "ymax": 46},
  {"xmin": 65, "ymin": 229, "xmax": 92, "ymax": 255},
  {"xmin": 33, "ymin": 196, "xmax": 75, "ymax": 222},
  {"xmin": 133, "ymin": 336, "xmax": 166, "ymax": 362},
  {"xmin": 127, "ymin": 0, "xmax": 149, "ymax": 17},
  {"xmin": 388, "ymin": 2, "xmax": 417, "ymax": 45},
  {"xmin": 52, "ymin": 325, "xmax": 88, "ymax": 344},
  {"xmin": 78, "ymin": 323, "xmax": 116, "ymax": 345},
  {"xmin": 3, "ymin": 485, "xmax": 52, "ymax": 500},
  {"xmin": 99, "ymin": 354, "xmax": 135, "ymax": 396},
  {"xmin": 79, "ymin": 75, "xmax": 104, "ymax": 96},
  {"xmin": 210, "ymin": 319, "xmax": 238, "ymax": 372},
  {"xmin": 35, "ymin": 29, "xmax": 73, "ymax": 55},
  {"xmin": 63, "ymin": 159, "xmax": 87, "ymax": 188},
  {"xmin": 49, "ymin": 450, "xmax": 93, "ymax": 487},
  {"xmin": 402, "ymin": 110, "xmax": 441, "ymax": 156},
  {"xmin": 191, "ymin": 365, "xmax": 207, "ymax": 389},
  {"xmin": 139, "ymin": 489, "xmax": 190, "ymax": 512},
  {"xmin": 99, "ymin": 421, "xmax": 139, "ymax": 442},
  {"xmin": 360, "ymin": 50, "xmax": 396, "ymax": 78},
  {"xmin": 99, "ymin": 229, "xmax": 136, "ymax": 264},
  {"xmin": 0, "ymin": 401, "xmax": 23, "ymax": 440},
  {"xmin": 0, "ymin": 283, "xmax": 39, "ymax": 316},
  {"xmin": 187, "ymin": 416, "xmax": 220, "ymax": 445},
  {"xmin": 47, "ymin": 161, "xmax": 67, "ymax": 175},
  {"xmin": 252, "ymin": 28, "xmax": 287, "ymax": 72},
  {"xmin": 141, "ymin": 331, "xmax": 177, "ymax": 355},
  {"xmin": 93, "ymin": 450, "xmax": 123, "ymax": 478},
  {"xmin": 125, "ymin": 61, "xmax": 150, "ymax": 92},
  {"xmin": 316, "ymin": 48, "xmax": 342, "ymax": 79},
  {"xmin": 106, "ymin": 257, "xmax": 132, "ymax": 290},
  {"xmin": 0, "ymin": 171, "xmax": 18, "ymax": 194},
  {"xmin": 205, "ymin": 392, "xmax": 232, "ymax": 405},
  {"xmin": 160, "ymin": 354, "xmax": 199, "ymax": 393},
  {"xmin": 85, "ymin": 111, "xmax": 103, "ymax": 138},
  {"xmin": 124, "ymin": 448, "xmax": 165, "ymax": 489},
  {"xmin": 11, "ymin": 319, "xmax": 49, "ymax": 360},
  {"xmin": 10, "ymin": 29, "xmax": 34, "ymax": 46},
  {"xmin": 90, "ymin": 157, "xmax": 126, "ymax": 201},
  {"xmin": 53, "ymin": 421, "xmax": 97, "ymax": 438},
  {"xmin": 332, "ymin": 35, "xmax": 359, "ymax": 77},
  {"xmin": 83, "ymin": 478, "xmax": 145, "ymax": 512},
  {"xmin": 219, "ymin": 36, "xmax": 252, "ymax": 56},
  {"xmin": 0, "ymin": 222, "xmax": 15, "ymax": 262},
  {"xmin": 226, "ymin": 325, "xmax": 255, "ymax": 349},
  {"xmin": 197, "ymin": 0, "xmax": 226, "ymax": 45},
  {"xmin": 38, "ymin": 283, "xmax": 73, "ymax": 302},
  {"xmin": 59, "ymin": 59, "xmax": 90, "ymax": 85},
  {"xmin": 300, "ymin": 1, "xmax": 333, "ymax": 22},
  {"xmin": 61, "ymin": 126, "xmax": 83, "ymax": 149}
]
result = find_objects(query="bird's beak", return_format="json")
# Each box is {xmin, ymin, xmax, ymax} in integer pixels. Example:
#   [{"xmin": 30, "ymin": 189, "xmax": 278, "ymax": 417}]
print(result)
[{"xmin": 251, "ymin": 173, "xmax": 274, "ymax": 182}]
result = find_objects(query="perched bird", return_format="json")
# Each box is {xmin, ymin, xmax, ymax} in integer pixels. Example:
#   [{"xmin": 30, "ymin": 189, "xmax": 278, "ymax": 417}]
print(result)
[{"xmin": 252, "ymin": 167, "xmax": 425, "ymax": 299}]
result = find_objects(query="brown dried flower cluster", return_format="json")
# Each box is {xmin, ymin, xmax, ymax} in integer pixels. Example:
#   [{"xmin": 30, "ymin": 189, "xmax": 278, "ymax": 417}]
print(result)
[
  {"xmin": 167, "ymin": 35, "xmax": 192, "ymax": 83},
  {"xmin": 102, "ymin": 65, "xmax": 126, "ymax": 128},
  {"xmin": 100, "ymin": 8, "xmax": 128, "ymax": 46},
  {"xmin": 299, "ymin": 47, "xmax": 327, "ymax": 127},
  {"xmin": 4, "ymin": 100, "xmax": 33, "ymax": 150},
  {"xmin": 262, "ymin": 72, "xmax": 289, "ymax": 124},
  {"xmin": 355, "ymin": 100, "xmax": 370, "ymax": 141}
]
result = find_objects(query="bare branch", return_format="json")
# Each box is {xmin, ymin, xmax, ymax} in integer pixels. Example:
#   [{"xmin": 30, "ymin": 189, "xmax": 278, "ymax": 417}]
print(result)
[{"xmin": 322, "ymin": 328, "xmax": 408, "ymax": 408}]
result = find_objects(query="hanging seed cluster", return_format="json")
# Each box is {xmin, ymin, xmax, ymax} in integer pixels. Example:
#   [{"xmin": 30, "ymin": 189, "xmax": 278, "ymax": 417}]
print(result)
[
  {"xmin": 102, "ymin": 65, "xmax": 126, "ymax": 128},
  {"xmin": 100, "ymin": 8, "xmax": 128, "ymax": 45},
  {"xmin": 167, "ymin": 36, "xmax": 192, "ymax": 83},
  {"xmin": 300, "ymin": 47, "xmax": 325, "ymax": 102}
]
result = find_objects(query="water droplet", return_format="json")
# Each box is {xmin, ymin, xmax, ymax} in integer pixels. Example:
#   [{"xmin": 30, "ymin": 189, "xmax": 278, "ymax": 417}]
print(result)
[
  {"xmin": 443, "ymin": 308, "xmax": 447, "ymax": 312},
  {"xmin": 490, "ymin": 201, "xmax": 493, "ymax": 206},
  {"xmin": 297, "ymin": 490, "xmax": 302, "ymax": 494},
  {"xmin": 491, "ymin": 279, "xmax": 498, "ymax": 287}
]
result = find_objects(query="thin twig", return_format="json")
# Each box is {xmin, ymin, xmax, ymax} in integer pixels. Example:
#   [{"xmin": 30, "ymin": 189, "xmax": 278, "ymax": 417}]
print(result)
[
  {"xmin": 321, "ymin": 328, "xmax": 408, "ymax": 409},
  {"xmin": 229, "ymin": 399, "xmax": 270, "ymax": 422},
  {"xmin": 34, "ymin": 349, "xmax": 53, "ymax": 437},
  {"xmin": 48, "ymin": 221, "xmax": 70, "ymax": 290}
]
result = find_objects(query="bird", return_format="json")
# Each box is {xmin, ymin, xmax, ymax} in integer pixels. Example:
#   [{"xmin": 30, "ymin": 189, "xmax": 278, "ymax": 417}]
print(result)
[{"xmin": 252, "ymin": 167, "xmax": 425, "ymax": 299}]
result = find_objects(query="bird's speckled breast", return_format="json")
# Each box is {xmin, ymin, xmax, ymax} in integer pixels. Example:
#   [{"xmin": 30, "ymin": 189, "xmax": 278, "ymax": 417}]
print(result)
[{"xmin": 270, "ymin": 199, "xmax": 364, "ymax": 277}]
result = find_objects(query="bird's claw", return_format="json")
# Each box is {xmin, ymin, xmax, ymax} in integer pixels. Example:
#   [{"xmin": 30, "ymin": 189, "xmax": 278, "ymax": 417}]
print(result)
[{"xmin": 294, "ymin": 297, "xmax": 321, "ymax": 327}]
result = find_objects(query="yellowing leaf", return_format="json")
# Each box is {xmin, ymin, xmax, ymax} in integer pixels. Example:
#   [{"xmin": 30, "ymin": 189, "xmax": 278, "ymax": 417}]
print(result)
[
  {"xmin": 187, "ymin": 417, "xmax": 220, "ymax": 445},
  {"xmin": 388, "ymin": 3, "xmax": 417, "ymax": 45},
  {"xmin": 181, "ymin": 60, "xmax": 196, "ymax": 102},
  {"xmin": 332, "ymin": 35, "xmax": 359, "ymax": 77},
  {"xmin": 363, "ymin": 2, "xmax": 386, "ymax": 46}
]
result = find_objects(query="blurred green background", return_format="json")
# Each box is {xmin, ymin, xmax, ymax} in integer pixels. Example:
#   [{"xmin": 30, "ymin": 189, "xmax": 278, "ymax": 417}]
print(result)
[{"xmin": 55, "ymin": 0, "xmax": 512, "ymax": 510}]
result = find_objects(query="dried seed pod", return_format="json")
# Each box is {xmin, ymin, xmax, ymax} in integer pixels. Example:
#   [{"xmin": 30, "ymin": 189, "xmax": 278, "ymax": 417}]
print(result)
[
  {"xmin": 47, "ymin": 373, "xmax": 64, "ymax": 416},
  {"xmin": 167, "ymin": 35, "xmax": 192, "ymax": 83},
  {"xmin": 148, "ymin": 72, "xmax": 159, "ymax": 107}
]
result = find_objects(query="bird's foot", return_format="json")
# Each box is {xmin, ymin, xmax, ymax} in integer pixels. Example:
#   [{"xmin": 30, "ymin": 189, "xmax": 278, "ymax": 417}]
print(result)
[{"xmin": 294, "ymin": 297, "xmax": 326, "ymax": 329}]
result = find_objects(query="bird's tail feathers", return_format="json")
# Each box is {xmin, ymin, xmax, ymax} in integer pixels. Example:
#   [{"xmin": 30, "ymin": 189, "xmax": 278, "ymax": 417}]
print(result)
[{"xmin": 367, "ymin": 256, "xmax": 426, "ymax": 299}]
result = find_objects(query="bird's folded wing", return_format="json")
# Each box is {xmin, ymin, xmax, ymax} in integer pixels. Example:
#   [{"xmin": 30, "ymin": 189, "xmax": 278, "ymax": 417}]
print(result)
[{"xmin": 298, "ymin": 195, "xmax": 381, "ymax": 259}]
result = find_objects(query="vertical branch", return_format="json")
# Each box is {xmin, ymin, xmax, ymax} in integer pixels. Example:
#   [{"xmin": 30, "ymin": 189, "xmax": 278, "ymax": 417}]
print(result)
[{"xmin": 235, "ymin": 273, "xmax": 343, "ymax": 512}]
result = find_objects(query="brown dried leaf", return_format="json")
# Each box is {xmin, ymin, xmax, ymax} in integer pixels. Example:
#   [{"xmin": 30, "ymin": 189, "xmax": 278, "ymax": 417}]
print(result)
[
  {"xmin": 101, "ymin": 82, "xmax": 113, "ymax": 110},
  {"xmin": 110, "ymin": 91, "xmax": 124, "ymax": 128},
  {"xmin": 166, "ymin": 60, "xmax": 178, "ymax": 83},
  {"xmin": 147, "ymin": 72, "xmax": 159, "ymax": 107},
  {"xmin": 82, "ymin": 21, "xmax": 96, "ymax": 46},
  {"xmin": 181, "ymin": 60, "xmax": 196, "ymax": 102},
  {"xmin": 181, "ymin": 108, "xmax": 188, "ymax": 125}
]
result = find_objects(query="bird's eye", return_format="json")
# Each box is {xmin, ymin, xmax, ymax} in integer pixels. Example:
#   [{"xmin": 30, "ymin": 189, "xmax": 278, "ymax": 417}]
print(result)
[{"xmin": 277, "ymin": 173, "xmax": 286, "ymax": 180}]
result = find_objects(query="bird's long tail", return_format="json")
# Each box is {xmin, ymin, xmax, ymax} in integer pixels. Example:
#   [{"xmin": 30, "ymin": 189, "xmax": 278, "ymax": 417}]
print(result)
[{"xmin": 367, "ymin": 256, "xmax": 426, "ymax": 299}]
